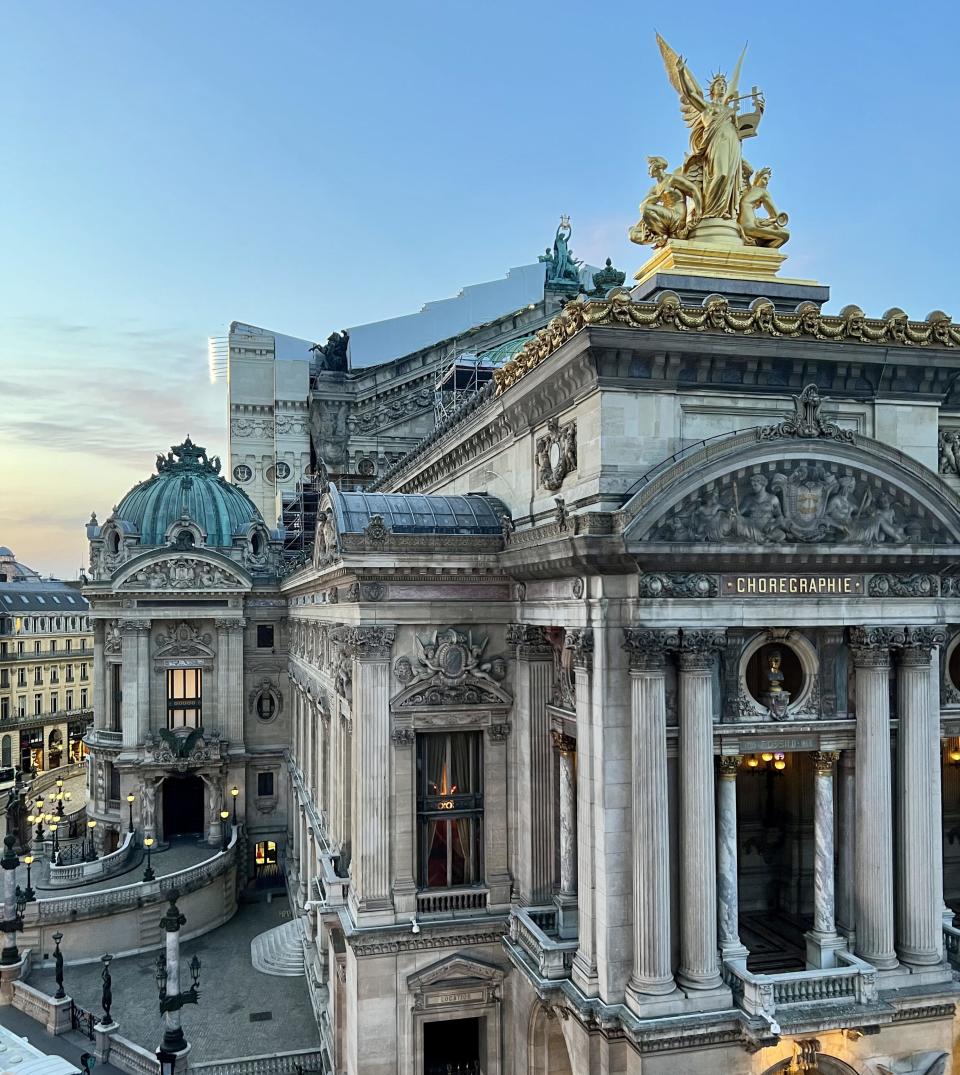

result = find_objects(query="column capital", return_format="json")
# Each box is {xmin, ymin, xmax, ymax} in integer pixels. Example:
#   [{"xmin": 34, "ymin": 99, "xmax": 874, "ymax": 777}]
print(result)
[
  {"xmin": 623, "ymin": 628, "xmax": 680, "ymax": 671},
  {"xmin": 506, "ymin": 623, "xmax": 552, "ymax": 660},
  {"xmin": 551, "ymin": 729, "xmax": 576, "ymax": 755},
  {"xmin": 565, "ymin": 629, "xmax": 593, "ymax": 671},
  {"xmin": 678, "ymin": 628, "xmax": 726, "ymax": 671},
  {"xmin": 487, "ymin": 722, "xmax": 512, "ymax": 742},
  {"xmin": 717, "ymin": 755, "xmax": 741, "ymax": 778},
  {"xmin": 333, "ymin": 625, "xmax": 396, "ymax": 660},
  {"xmin": 848, "ymin": 625, "xmax": 899, "ymax": 667},
  {"xmin": 812, "ymin": 750, "xmax": 839, "ymax": 774},
  {"xmin": 390, "ymin": 727, "xmax": 415, "ymax": 748},
  {"xmin": 897, "ymin": 625, "xmax": 947, "ymax": 665}
]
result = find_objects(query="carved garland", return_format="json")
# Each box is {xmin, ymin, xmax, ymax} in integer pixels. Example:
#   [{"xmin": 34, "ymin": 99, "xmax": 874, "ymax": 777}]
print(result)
[{"xmin": 493, "ymin": 291, "xmax": 960, "ymax": 397}]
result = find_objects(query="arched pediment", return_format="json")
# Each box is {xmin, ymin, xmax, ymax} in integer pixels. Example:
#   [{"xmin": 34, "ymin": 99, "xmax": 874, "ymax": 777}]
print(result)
[
  {"xmin": 623, "ymin": 431, "xmax": 960, "ymax": 551},
  {"xmin": 113, "ymin": 549, "xmax": 251, "ymax": 593}
]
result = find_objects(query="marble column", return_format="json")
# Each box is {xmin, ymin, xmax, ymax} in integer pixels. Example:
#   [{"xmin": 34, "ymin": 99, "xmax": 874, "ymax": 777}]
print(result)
[
  {"xmin": 506, "ymin": 625, "xmax": 555, "ymax": 905},
  {"xmin": 835, "ymin": 749, "xmax": 856, "ymax": 942},
  {"xmin": 850, "ymin": 627, "xmax": 898, "ymax": 970},
  {"xmin": 896, "ymin": 627, "xmax": 947, "ymax": 966},
  {"xmin": 347, "ymin": 626, "xmax": 394, "ymax": 917},
  {"xmin": 215, "ymin": 619, "xmax": 245, "ymax": 749},
  {"xmin": 677, "ymin": 629, "xmax": 726, "ymax": 992},
  {"xmin": 623, "ymin": 629, "xmax": 680, "ymax": 1009},
  {"xmin": 553, "ymin": 731, "xmax": 577, "ymax": 898},
  {"xmin": 716, "ymin": 755, "xmax": 748, "ymax": 961},
  {"xmin": 806, "ymin": 751, "xmax": 844, "ymax": 967}
]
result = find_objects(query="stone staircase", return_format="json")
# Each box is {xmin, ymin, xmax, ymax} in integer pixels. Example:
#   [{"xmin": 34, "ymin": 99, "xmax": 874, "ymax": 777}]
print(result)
[{"xmin": 250, "ymin": 919, "xmax": 305, "ymax": 977}]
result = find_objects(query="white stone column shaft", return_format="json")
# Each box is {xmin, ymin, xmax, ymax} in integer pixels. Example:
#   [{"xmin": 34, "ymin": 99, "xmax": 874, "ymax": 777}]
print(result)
[
  {"xmin": 836, "ymin": 749, "xmax": 856, "ymax": 940},
  {"xmin": 851, "ymin": 629, "xmax": 897, "ymax": 970},
  {"xmin": 623, "ymin": 629, "xmax": 679, "ymax": 1004},
  {"xmin": 896, "ymin": 628, "xmax": 946, "ymax": 966},
  {"xmin": 677, "ymin": 630, "xmax": 725, "ymax": 991}
]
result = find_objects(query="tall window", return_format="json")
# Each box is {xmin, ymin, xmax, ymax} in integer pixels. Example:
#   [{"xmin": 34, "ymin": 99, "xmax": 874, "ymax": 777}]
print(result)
[
  {"xmin": 416, "ymin": 731, "xmax": 483, "ymax": 889},
  {"xmin": 166, "ymin": 668, "xmax": 202, "ymax": 728}
]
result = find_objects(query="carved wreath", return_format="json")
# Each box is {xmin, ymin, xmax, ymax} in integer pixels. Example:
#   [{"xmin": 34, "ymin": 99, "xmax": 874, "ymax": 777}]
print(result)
[{"xmin": 536, "ymin": 418, "xmax": 577, "ymax": 491}]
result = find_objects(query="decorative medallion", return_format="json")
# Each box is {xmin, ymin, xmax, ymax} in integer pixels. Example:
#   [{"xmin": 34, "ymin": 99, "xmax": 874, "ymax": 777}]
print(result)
[
  {"xmin": 757, "ymin": 385, "xmax": 854, "ymax": 444},
  {"xmin": 249, "ymin": 680, "xmax": 282, "ymax": 722}
]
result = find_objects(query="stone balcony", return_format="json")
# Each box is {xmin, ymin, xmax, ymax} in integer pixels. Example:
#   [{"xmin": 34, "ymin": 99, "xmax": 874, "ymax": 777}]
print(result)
[
  {"xmin": 416, "ymin": 886, "xmax": 489, "ymax": 917},
  {"xmin": 506, "ymin": 905, "xmax": 578, "ymax": 981},
  {"xmin": 721, "ymin": 951, "xmax": 879, "ymax": 1029}
]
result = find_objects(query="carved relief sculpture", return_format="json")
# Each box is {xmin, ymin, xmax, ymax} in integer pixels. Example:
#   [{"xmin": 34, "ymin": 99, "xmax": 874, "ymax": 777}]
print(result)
[
  {"xmin": 536, "ymin": 418, "xmax": 577, "ymax": 491},
  {"xmin": 392, "ymin": 627, "xmax": 510, "ymax": 708}
]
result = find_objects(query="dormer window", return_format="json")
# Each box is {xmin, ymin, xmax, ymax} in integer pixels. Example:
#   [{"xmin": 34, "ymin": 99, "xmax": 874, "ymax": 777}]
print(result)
[
  {"xmin": 109, "ymin": 532, "xmax": 121, "ymax": 555},
  {"xmin": 175, "ymin": 530, "xmax": 196, "ymax": 549},
  {"xmin": 251, "ymin": 532, "xmax": 264, "ymax": 556}
]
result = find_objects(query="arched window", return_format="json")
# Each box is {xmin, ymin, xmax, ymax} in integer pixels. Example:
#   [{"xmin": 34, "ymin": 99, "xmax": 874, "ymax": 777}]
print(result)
[{"xmin": 109, "ymin": 532, "xmax": 121, "ymax": 554}]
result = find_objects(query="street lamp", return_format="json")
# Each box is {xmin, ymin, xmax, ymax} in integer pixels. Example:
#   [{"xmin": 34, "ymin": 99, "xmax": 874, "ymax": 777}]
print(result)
[
  {"xmin": 143, "ymin": 837, "xmax": 155, "ymax": 882},
  {"xmin": 85, "ymin": 819, "xmax": 97, "ymax": 862},
  {"xmin": 156, "ymin": 891, "xmax": 200, "ymax": 1055},
  {"xmin": 126, "ymin": 793, "xmax": 136, "ymax": 833},
  {"xmin": 22, "ymin": 855, "xmax": 34, "ymax": 902},
  {"xmin": 219, "ymin": 810, "xmax": 229, "ymax": 852},
  {"xmin": 156, "ymin": 1049, "xmax": 177, "ymax": 1075},
  {"xmin": 50, "ymin": 821, "xmax": 60, "ymax": 859},
  {"xmin": 52, "ymin": 931, "xmax": 65, "ymax": 999},
  {"xmin": 230, "ymin": 785, "xmax": 239, "ymax": 824}
]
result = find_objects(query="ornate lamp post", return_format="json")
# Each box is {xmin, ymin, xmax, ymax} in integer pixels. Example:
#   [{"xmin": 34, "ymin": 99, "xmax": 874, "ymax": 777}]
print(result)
[
  {"xmin": 126, "ymin": 793, "xmax": 136, "ymax": 833},
  {"xmin": 155, "ymin": 891, "xmax": 200, "ymax": 1058},
  {"xmin": 56, "ymin": 778, "xmax": 65, "ymax": 818},
  {"xmin": 143, "ymin": 837, "xmax": 156, "ymax": 882},
  {"xmin": 30, "ymin": 802, "xmax": 45, "ymax": 843},
  {"xmin": 22, "ymin": 855, "xmax": 34, "ymax": 902},
  {"xmin": 52, "ymin": 931, "xmax": 66, "ymax": 999},
  {"xmin": 219, "ymin": 810, "xmax": 229, "ymax": 852},
  {"xmin": 100, "ymin": 953, "xmax": 114, "ymax": 1024},
  {"xmin": 0, "ymin": 834, "xmax": 26, "ymax": 965},
  {"xmin": 85, "ymin": 819, "xmax": 97, "ymax": 862},
  {"xmin": 50, "ymin": 821, "xmax": 60, "ymax": 860},
  {"xmin": 230, "ymin": 785, "xmax": 239, "ymax": 825}
]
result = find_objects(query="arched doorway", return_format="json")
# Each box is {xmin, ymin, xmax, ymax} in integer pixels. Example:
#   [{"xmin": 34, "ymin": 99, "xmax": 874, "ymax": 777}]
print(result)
[
  {"xmin": 762, "ymin": 1054, "xmax": 858, "ymax": 1074},
  {"xmin": 162, "ymin": 774, "xmax": 205, "ymax": 838},
  {"xmin": 47, "ymin": 729, "xmax": 63, "ymax": 770},
  {"xmin": 528, "ymin": 1004, "xmax": 573, "ymax": 1075}
]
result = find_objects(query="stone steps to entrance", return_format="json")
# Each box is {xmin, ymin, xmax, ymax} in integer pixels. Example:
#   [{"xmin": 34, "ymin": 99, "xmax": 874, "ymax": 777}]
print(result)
[{"xmin": 250, "ymin": 919, "xmax": 304, "ymax": 977}]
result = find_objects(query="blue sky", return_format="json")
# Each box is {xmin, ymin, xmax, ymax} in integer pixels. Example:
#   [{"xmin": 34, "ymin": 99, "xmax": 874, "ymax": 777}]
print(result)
[{"xmin": 2, "ymin": 0, "xmax": 959, "ymax": 574}]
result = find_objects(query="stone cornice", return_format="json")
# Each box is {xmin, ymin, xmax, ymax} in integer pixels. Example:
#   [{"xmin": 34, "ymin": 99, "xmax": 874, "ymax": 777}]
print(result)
[{"xmin": 493, "ymin": 291, "xmax": 960, "ymax": 398}]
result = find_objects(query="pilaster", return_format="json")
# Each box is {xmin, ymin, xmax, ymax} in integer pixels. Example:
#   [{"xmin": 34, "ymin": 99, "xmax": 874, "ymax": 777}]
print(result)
[
  {"xmin": 484, "ymin": 722, "xmax": 512, "ymax": 908},
  {"xmin": 345, "ymin": 626, "xmax": 395, "ymax": 921},
  {"xmin": 570, "ymin": 640, "xmax": 597, "ymax": 995},
  {"xmin": 92, "ymin": 619, "xmax": 106, "ymax": 729},
  {"xmin": 215, "ymin": 618, "xmax": 246, "ymax": 750},
  {"xmin": 390, "ymin": 724, "xmax": 416, "ymax": 915},
  {"xmin": 119, "ymin": 620, "xmax": 150, "ymax": 749},
  {"xmin": 506, "ymin": 624, "xmax": 554, "ymax": 905}
]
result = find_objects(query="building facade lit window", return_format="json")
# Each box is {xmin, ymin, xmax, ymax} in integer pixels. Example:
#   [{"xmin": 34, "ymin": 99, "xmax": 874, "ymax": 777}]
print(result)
[{"xmin": 166, "ymin": 668, "xmax": 202, "ymax": 729}]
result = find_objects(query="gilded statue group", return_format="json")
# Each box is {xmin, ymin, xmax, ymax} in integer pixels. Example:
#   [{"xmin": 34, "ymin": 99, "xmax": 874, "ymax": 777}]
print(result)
[
  {"xmin": 659, "ymin": 465, "xmax": 912, "ymax": 547},
  {"xmin": 630, "ymin": 34, "xmax": 789, "ymax": 250}
]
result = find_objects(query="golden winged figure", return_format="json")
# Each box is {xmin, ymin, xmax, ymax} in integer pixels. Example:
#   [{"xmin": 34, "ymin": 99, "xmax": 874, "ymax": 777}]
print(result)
[{"xmin": 655, "ymin": 32, "xmax": 764, "ymax": 223}]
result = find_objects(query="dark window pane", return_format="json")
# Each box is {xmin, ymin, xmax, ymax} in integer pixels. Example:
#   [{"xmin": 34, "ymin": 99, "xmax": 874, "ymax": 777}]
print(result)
[
  {"xmin": 257, "ymin": 625, "xmax": 275, "ymax": 649},
  {"xmin": 257, "ymin": 772, "xmax": 274, "ymax": 797}
]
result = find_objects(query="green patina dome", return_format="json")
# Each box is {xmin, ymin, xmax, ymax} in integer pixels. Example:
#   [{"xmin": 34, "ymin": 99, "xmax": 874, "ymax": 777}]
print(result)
[{"xmin": 115, "ymin": 437, "xmax": 264, "ymax": 547}]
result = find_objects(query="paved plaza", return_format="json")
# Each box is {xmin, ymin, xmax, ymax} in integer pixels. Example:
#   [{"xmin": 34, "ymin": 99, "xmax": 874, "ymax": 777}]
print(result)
[{"xmin": 30, "ymin": 893, "xmax": 321, "ymax": 1063}]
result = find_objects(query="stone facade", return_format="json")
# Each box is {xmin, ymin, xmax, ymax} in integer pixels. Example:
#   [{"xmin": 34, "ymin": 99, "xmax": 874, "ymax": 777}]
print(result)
[{"xmin": 278, "ymin": 266, "xmax": 960, "ymax": 1074}]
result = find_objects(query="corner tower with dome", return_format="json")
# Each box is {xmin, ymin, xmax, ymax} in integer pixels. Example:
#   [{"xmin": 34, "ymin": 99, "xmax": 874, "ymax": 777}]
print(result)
[{"xmin": 83, "ymin": 437, "xmax": 287, "ymax": 863}]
